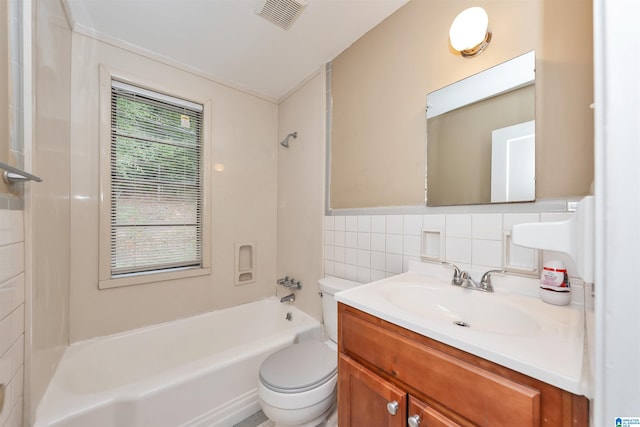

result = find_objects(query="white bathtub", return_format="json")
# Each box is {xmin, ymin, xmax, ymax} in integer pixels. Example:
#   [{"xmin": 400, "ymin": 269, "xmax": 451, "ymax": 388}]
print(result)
[{"xmin": 34, "ymin": 297, "xmax": 323, "ymax": 427}]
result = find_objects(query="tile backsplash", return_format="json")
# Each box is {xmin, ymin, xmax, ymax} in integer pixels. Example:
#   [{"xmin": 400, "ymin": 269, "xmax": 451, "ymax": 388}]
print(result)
[{"xmin": 325, "ymin": 211, "xmax": 577, "ymax": 284}]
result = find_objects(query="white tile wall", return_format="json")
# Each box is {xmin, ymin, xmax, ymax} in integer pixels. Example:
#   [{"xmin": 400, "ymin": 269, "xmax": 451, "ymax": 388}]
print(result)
[
  {"xmin": 403, "ymin": 215, "xmax": 422, "ymax": 236},
  {"xmin": 371, "ymin": 216, "xmax": 385, "ymax": 233},
  {"xmin": 503, "ymin": 213, "xmax": 540, "ymax": 273},
  {"xmin": 446, "ymin": 237, "xmax": 472, "ymax": 265},
  {"xmin": 370, "ymin": 233, "xmax": 385, "ymax": 252},
  {"xmin": 1, "ymin": 0, "xmax": 25, "ymax": 422},
  {"xmin": 0, "ymin": 209, "xmax": 24, "ymax": 427},
  {"xmin": 324, "ymin": 212, "xmax": 574, "ymax": 283},
  {"xmin": 446, "ymin": 214, "xmax": 471, "ymax": 238},
  {"xmin": 357, "ymin": 216, "xmax": 370, "ymax": 232},
  {"xmin": 386, "ymin": 215, "xmax": 403, "ymax": 235},
  {"xmin": 472, "ymin": 214, "xmax": 503, "ymax": 240}
]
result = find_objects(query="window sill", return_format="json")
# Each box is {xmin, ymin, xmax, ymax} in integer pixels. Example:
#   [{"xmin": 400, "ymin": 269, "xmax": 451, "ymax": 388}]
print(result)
[{"xmin": 98, "ymin": 267, "xmax": 212, "ymax": 290}]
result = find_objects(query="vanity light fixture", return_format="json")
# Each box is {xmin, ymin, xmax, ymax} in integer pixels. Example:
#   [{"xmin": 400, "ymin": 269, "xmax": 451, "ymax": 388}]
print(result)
[{"xmin": 449, "ymin": 7, "xmax": 492, "ymax": 58}]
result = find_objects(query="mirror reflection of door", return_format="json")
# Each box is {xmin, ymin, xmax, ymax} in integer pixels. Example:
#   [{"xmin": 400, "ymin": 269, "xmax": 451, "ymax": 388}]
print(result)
[
  {"xmin": 490, "ymin": 120, "xmax": 535, "ymax": 203},
  {"xmin": 425, "ymin": 51, "xmax": 535, "ymax": 206}
]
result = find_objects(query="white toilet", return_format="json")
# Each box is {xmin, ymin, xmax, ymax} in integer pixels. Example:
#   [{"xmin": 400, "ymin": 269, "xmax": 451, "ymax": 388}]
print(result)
[{"xmin": 258, "ymin": 277, "xmax": 360, "ymax": 427}]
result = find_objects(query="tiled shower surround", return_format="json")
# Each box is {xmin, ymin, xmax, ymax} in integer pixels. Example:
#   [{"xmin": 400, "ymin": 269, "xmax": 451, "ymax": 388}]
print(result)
[
  {"xmin": 0, "ymin": 209, "xmax": 24, "ymax": 427},
  {"xmin": 324, "ymin": 211, "xmax": 574, "ymax": 284},
  {"xmin": 0, "ymin": 0, "xmax": 25, "ymax": 425}
]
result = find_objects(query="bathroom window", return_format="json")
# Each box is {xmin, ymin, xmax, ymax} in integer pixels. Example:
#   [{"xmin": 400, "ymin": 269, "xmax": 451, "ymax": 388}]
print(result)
[{"xmin": 99, "ymin": 73, "xmax": 211, "ymax": 288}]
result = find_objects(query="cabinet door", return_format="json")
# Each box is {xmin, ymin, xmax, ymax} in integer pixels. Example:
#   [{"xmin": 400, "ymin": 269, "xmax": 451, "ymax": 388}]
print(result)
[
  {"xmin": 339, "ymin": 354, "xmax": 407, "ymax": 427},
  {"xmin": 408, "ymin": 396, "xmax": 462, "ymax": 427},
  {"xmin": 340, "ymin": 308, "xmax": 541, "ymax": 426}
]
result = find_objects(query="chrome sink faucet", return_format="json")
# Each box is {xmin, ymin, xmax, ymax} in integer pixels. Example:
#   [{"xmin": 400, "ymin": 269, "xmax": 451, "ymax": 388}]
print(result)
[
  {"xmin": 477, "ymin": 269, "xmax": 504, "ymax": 292},
  {"xmin": 442, "ymin": 261, "xmax": 464, "ymax": 286},
  {"xmin": 442, "ymin": 262, "xmax": 504, "ymax": 293}
]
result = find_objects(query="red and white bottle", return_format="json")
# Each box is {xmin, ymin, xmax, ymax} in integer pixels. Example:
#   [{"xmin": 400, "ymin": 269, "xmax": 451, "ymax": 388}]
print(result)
[{"xmin": 539, "ymin": 260, "xmax": 571, "ymax": 305}]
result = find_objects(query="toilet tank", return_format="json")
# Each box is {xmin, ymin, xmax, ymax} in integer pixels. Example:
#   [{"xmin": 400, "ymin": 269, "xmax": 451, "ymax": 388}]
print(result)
[{"xmin": 319, "ymin": 277, "xmax": 361, "ymax": 343}]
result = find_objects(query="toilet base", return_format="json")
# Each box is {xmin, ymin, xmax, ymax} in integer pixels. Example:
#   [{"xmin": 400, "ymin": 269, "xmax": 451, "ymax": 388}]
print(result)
[{"xmin": 260, "ymin": 390, "xmax": 336, "ymax": 427}]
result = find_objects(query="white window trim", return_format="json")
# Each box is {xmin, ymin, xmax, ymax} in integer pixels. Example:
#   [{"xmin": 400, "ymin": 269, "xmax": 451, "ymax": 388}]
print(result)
[{"xmin": 98, "ymin": 65, "xmax": 212, "ymax": 289}]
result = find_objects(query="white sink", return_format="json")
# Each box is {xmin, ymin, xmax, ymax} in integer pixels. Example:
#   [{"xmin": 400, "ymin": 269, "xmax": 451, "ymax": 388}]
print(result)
[
  {"xmin": 335, "ymin": 262, "xmax": 586, "ymax": 395},
  {"xmin": 381, "ymin": 281, "xmax": 541, "ymax": 335}
]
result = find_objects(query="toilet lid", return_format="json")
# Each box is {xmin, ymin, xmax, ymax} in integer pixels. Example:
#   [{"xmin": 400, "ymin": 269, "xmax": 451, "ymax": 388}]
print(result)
[{"xmin": 259, "ymin": 341, "xmax": 337, "ymax": 393}]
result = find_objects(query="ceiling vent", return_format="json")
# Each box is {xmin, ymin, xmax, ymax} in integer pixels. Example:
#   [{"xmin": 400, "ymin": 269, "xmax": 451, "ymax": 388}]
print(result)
[{"xmin": 256, "ymin": 0, "xmax": 307, "ymax": 30}]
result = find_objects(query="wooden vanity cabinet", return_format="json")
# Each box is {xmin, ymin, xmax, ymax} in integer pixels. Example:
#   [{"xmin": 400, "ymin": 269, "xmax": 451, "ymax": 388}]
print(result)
[
  {"xmin": 339, "ymin": 353, "xmax": 461, "ymax": 427},
  {"xmin": 339, "ymin": 354, "xmax": 407, "ymax": 427},
  {"xmin": 337, "ymin": 303, "xmax": 589, "ymax": 427}
]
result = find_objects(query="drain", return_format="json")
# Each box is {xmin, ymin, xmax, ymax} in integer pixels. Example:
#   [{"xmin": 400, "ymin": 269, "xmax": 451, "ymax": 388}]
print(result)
[{"xmin": 453, "ymin": 320, "xmax": 470, "ymax": 328}]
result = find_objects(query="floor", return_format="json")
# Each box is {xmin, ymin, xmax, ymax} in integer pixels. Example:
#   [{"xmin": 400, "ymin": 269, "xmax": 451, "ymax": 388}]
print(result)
[
  {"xmin": 234, "ymin": 408, "xmax": 338, "ymax": 427},
  {"xmin": 233, "ymin": 411, "xmax": 272, "ymax": 427}
]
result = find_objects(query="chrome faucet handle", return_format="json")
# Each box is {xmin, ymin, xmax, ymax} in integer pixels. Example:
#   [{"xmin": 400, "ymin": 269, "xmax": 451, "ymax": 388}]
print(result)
[
  {"xmin": 286, "ymin": 279, "xmax": 302, "ymax": 290},
  {"xmin": 480, "ymin": 269, "xmax": 504, "ymax": 292},
  {"xmin": 277, "ymin": 276, "xmax": 302, "ymax": 290},
  {"xmin": 442, "ymin": 261, "xmax": 464, "ymax": 286},
  {"xmin": 276, "ymin": 276, "xmax": 290, "ymax": 285}
]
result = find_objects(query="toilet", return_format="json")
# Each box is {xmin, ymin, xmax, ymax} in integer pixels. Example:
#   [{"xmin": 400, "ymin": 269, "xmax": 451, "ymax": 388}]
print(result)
[{"xmin": 258, "ymin": 277, "xmax": 360, "ymax": 427}]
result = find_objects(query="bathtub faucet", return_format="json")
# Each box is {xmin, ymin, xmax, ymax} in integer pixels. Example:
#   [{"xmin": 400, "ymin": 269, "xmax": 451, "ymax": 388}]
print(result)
[
  {"xmin": 277, "ymin": 276, "xmax": 302, "ymax": 290},
  {"xmin": 280, "ymin": 293, "xmax": 295, "ymax": 303}
]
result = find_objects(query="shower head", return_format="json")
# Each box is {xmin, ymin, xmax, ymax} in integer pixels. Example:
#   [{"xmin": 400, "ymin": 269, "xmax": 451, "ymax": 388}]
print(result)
[{"xmin": 280, "ymin": 131, "xmax": 298, "ymax": 148}]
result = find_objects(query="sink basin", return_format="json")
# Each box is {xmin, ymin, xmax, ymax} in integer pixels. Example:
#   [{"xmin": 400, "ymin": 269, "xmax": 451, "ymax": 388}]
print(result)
[
  {"xmin": 381, "ymin": 282, "xmax": 541, "ymax": 336},
  {"xmin": 335, "ymin": 264, "xmax": 585, "ymax": 395}
]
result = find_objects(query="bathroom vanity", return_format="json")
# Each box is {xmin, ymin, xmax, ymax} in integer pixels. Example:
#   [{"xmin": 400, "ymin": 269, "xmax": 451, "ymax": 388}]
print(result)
[{"xmin": 335, "ymin": 264, "xmax": 589, "ymax": 426}]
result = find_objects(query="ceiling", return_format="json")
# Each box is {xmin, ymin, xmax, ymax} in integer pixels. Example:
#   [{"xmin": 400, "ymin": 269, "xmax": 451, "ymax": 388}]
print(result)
[{"xmin": 64, "ymin": 0, "xmax": 409, "ymax": 102}]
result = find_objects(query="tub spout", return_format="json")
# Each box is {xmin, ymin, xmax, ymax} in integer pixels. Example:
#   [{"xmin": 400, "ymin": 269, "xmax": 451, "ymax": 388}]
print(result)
[{"xmin": 280, "ymin": 293, "xmax": 295, "ymax": 303}]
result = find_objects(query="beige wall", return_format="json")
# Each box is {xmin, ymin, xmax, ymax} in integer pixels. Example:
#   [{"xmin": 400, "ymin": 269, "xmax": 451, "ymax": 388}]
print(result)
[
  {"xmin": 330, "ymin": 0, "xmax": 593, "ymax": 208},
  {"xmin": 28, "ymin": 0, "xmax": 72, "ymax": 421},
  {"xmin": 69, "ymin": 33, "xmax": 279, "ymax": 342},
  {"xmin": 276, "ymin": 70, "xmax": 326, "ymax": 321}
]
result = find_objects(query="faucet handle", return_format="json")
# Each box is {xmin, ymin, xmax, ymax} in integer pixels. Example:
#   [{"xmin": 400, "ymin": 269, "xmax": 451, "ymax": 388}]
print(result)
[
  {"xmin": 442, "ymin": 261, "xmax": 464, "ymax": 286},
  {"xmin": 277, "ymin": 276, "xmax": 302, "ymax": 290},
  {"xmin": 276, "ymin": 276, "xmax": 290, "ymax": 285},
  {"xmin": 480, "ymin": 269, "xmax": 504, "ymax": 291},
  {"xmin": 287, "ymin": 279, "xmax": 302, "ymax": 290}
]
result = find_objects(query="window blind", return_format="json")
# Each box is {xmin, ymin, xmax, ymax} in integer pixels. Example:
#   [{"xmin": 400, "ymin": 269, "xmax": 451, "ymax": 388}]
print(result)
[{"xmin": 110, "ymin": 81, "xmax": 203, "ymax": 276}]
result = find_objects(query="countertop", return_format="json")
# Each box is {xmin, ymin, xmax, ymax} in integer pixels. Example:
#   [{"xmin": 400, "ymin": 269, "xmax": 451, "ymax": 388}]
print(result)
[{"xmin": 335, "ymin": 261, "xmax": 586, "ymax": 395}]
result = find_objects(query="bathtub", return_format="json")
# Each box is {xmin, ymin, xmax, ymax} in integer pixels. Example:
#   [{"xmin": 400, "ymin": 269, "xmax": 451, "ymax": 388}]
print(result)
[{"xmin": 34, "ymin": 297, "xmax": 323, "ymax": 427}]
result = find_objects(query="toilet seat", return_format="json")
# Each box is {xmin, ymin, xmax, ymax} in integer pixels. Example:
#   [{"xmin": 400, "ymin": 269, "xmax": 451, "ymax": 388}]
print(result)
[{"xmin": 259, "ymin": 341, "xmax": 337, "ymax": 393}]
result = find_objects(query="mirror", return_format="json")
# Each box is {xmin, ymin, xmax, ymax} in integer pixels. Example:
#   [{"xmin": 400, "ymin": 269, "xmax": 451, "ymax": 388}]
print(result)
[{"xmin": 426, "ymin": 51, "xmax": 535, "ymax": 206}]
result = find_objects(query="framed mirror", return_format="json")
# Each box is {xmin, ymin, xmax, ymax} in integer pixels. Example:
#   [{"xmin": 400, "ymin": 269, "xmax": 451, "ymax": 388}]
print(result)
[{"xmin": 426, "ymin": 51, "xmax": 535, "ymax": 206}]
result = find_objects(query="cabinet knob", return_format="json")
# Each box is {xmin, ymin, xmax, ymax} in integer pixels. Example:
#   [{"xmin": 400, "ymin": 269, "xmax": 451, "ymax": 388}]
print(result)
[
  {"xmin": 386, "ymin": 400, "xmax": 399, "ymax": 415},
  {"xmin": 408, "ymin": 414, "xmax": 421, "ymax": 427}
]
